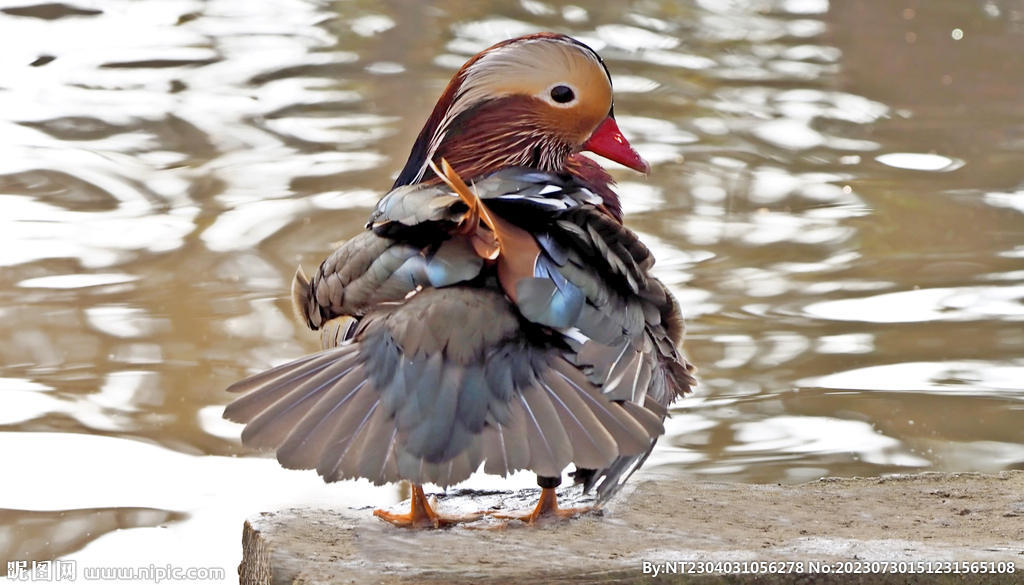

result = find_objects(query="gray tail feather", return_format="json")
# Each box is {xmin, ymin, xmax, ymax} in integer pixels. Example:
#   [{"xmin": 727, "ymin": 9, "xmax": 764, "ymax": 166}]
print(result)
[{"xmin": 584, "ymin": 445, "xmax": 655, "ymax": 505}]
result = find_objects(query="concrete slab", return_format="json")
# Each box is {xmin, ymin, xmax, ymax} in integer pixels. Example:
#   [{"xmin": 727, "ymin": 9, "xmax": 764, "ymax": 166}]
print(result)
[{"xmin": 238, "ymin": 471, "xmax": 1023, "ymax": 584}]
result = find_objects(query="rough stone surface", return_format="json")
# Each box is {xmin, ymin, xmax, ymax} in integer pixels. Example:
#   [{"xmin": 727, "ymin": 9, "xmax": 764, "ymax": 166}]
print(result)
[{"xmin": 238, "ymin": 471, "xmax": 1024, "ymax": 584}]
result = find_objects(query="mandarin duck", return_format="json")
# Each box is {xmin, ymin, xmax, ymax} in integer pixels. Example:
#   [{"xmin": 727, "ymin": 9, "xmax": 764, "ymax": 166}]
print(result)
[{"xmin": 224, "ymin": 33, "xmax": 695, "ymax": 528}]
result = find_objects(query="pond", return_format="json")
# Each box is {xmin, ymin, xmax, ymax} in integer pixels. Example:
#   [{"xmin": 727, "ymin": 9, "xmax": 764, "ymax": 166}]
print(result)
[{"xmin": 2, "ymin": 0, "xmax": 1022, "ymax": 577}]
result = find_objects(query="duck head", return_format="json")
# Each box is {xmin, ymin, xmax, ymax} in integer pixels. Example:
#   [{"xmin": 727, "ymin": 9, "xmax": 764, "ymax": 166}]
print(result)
[{"xmin": 394, "ymin": 33, "xmax": 649, "ymax": 216}]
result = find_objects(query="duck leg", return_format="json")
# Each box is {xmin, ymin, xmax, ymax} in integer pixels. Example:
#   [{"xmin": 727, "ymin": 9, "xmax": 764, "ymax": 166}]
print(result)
[
  {"xmin": 374, "ymin": 484, "xmax": 484, "ymax": 529},
  {"xmin": 489, "ymin": 476, "xmax": 595, "ymax": 526}
]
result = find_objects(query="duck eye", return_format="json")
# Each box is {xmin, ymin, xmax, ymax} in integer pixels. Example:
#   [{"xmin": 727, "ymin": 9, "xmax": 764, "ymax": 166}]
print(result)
[{"xmin": 550, "ymin": 85, "xmax": 575, "ymax": 104}]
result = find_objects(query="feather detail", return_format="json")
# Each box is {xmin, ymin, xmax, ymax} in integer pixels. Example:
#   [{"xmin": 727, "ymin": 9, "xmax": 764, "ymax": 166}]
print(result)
[
  {"xmin": 225, "ymin": 286, "xmax": 669, "ymax": 488},
  {"xmin": 519, "ymin": 386, "xmax": 572, "ymax": 478},
  {"xmin": 430, "ymin": 159, "xmax": 543, "ymax": 305},
  {"xmin": 540, "ymin": 371, "xmax": 618, "ymax": 469}
]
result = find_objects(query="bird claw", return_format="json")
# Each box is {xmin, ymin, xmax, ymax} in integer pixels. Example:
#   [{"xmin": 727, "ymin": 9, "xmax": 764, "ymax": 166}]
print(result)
[
  {"xmin": 373, "ymin": 485, "xmax": 484, "ymax": 529},
  {"xmin": 373, "ymin": 508, "xmax": 485, "ymax": 529},
  {"xmin": 484, "ymin": 487, "xmax": 596, "ymax": 526},
  {"xmin": 485, "ymin": 506, "xmax": 592, "ymax": 527}
]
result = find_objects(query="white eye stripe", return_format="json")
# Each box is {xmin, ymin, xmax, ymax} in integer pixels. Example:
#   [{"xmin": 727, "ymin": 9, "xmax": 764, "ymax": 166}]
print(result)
[{"xmin": 542, "ymin": 82, "xmax": 579, "ymax": 108}]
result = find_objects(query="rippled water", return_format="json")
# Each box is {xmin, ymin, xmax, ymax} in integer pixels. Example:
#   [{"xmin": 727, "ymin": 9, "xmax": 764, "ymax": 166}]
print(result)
[{"xmin": 2, "ymin": 0, "xmax": 1023, "ymax": 576}]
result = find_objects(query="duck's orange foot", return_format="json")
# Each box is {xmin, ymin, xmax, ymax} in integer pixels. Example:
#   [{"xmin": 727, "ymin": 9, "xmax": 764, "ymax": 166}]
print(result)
[
  {"xmin": 373, "ymin": 485, "xmax": 483, "ymax": 529},
  {"xmin": 487, "ymin": 487, "xmax": 596, "ymax": 526}
]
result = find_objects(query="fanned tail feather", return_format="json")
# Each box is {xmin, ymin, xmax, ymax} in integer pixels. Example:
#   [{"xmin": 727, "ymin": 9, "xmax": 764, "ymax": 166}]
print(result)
[{"xmin": 223, "ymin": 288, "xmax": 665, "ymax": 489}]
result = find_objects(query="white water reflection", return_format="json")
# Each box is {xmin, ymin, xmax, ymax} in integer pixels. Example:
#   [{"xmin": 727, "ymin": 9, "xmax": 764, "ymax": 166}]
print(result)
[
  {"xmin": 85, "ymin": 306, "xmax": 168, "ymax": 339},
  {"xmin": 875, "ymin": 153, "xmax": 965, "ymax": 172},
  {"xmin": 616, "ymin": 182, "xmax": 664, "ymax": 214},
  {"xmin": 201, "ymin": 199, "xmax": 307, "ymax": 252},
  {"xmin": 805, "ymin": 286, "xmax": 1024, "ymax": 323},
  {"xmin": 222, "ymin": 299, "xmax": 296, "ymax": 345},
  {"xmin": 263, "ymin": 115, "xmax": 395, "ymax": 146},
  {"xmin": 753, "ymin": 119, "xmax": 824, "ymax": 150},
  {"xmin": 1, "ymin": 431, "xmax": 399, "ymax": 580},
  {"xmin": 0, "ymin": 374, "xmax": 165, "ymax": 431},
  {"xmin": 984, "ymin": 189, "xmax": 1024, "ymax": 214},
  {"xmin": 749, "ymin": 167, "xmax": 848, "ymax": 204},
  {"xmin": 804, "ymin": 361, "xmax": 1024, "ymax": 396},
  {"xmin": 641, "ymin": 49, "xmax": 716, "ymax": 69},
  {"xmin": 0, "ymin": 379, "xmax": 61, "ymax": 426},
  {"xmin": 17, "ymin": 274, "xmax": 139, "ymax": 289},
  {"xmin": 783, "ymin": 0, "xmax": 829, "ymax": 14},
  {"xmin": 924, "ymin": 440, "xmax": 1024, "ymax": 473},
  {"xmin": 350, "ymin": 14, "xmax": 396, "ymax": 37},
  {"xmin": 685, "ymin": 210, "xmax": 857, "ymax": 247},
  {"xmin": 91, "ymin": 371, "xmax": 161, "ymax": 412},
  {"xmin": 815, "ymin": 333, "xmax": 874, "ymax": 354},
  {"xmin": 729, "ymin": 416, "xmax": 930, "ymax": 467},
  {"xmin": 0, "ymin": 191, "xmax": 197, "ymax": 269},
  {"xmin": 618, "ymin": 116, "xmax": 699, "ymax": 144},
  {"xmin": 597, "ymin": 24, "xmax": 680, "ymax": 51},
  {"xmin": 450, "ymin": 18, "xmax": 545, "ymax": 53}
]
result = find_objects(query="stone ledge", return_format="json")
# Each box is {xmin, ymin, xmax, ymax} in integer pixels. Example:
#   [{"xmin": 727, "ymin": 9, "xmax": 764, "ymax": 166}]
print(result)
[{"xmin": 238, "ymin": 471, "xmax": 1023, "ymax": 584}]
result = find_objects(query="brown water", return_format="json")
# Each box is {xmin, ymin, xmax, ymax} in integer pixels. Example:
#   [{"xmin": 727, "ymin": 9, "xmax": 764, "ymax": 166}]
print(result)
[{"xmin": 2, "ymin": 0, "xmax": 1023, "ymax": 576}]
